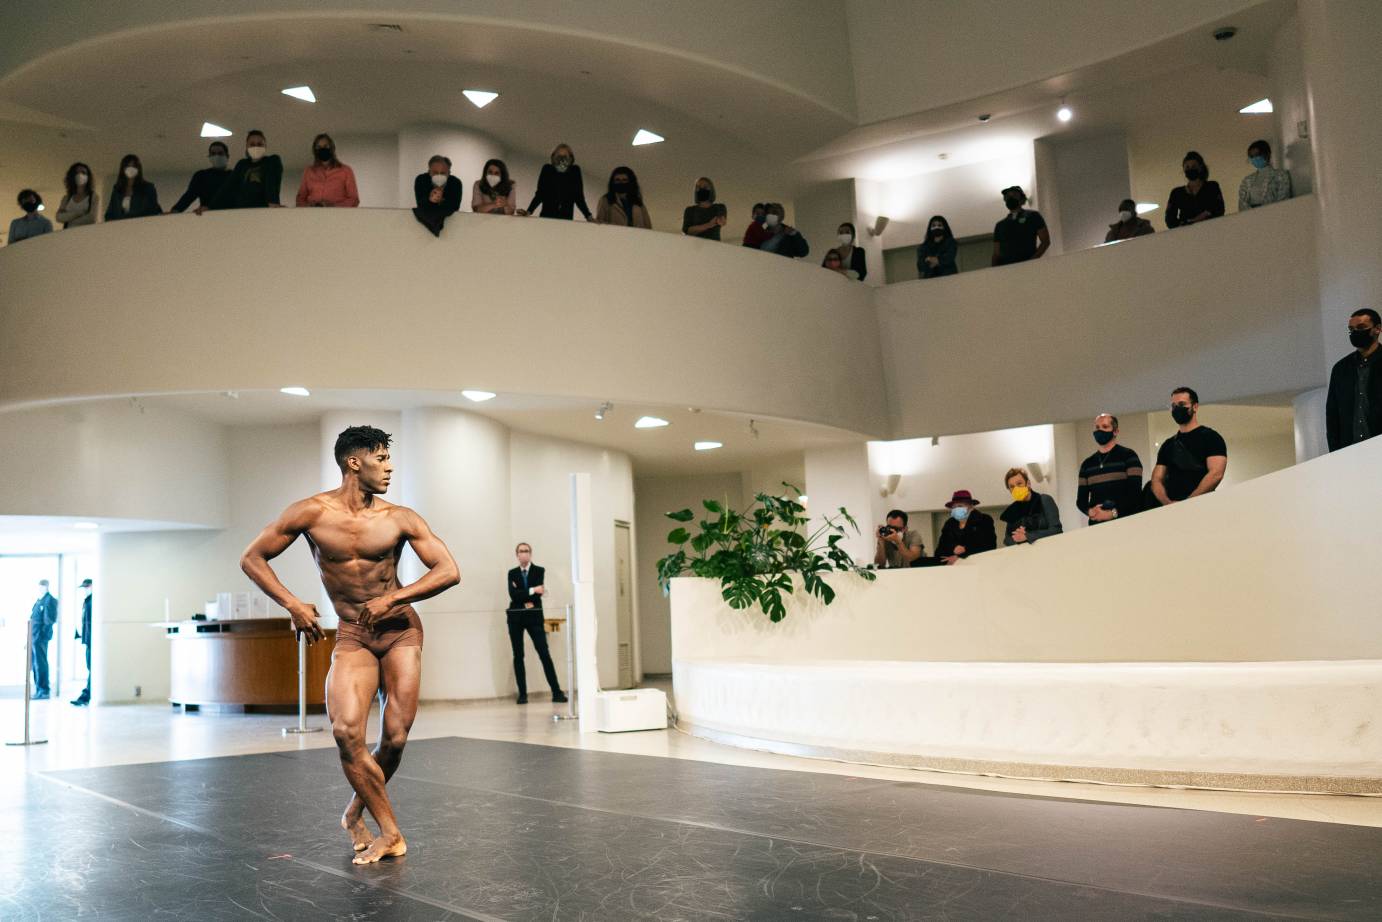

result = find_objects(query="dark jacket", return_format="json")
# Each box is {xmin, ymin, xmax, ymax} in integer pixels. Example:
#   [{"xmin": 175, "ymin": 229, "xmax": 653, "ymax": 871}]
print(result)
[
  {"xmin": 1000, "ymin": 492, "xmax": 1063, "ymax": 546},
  {"xmin": 170, "ymin": 167, "xmax": 232, "ymax": 213},
  {"xmin": 413, "ymin": 173, "xmax": 463, "ymax": 216},
  {"xmin": 526, "ymin": 163, "xmax": 593, "ymax": 220},
  {"xmin": 77, "ymin": 593, "xmax": 92, "ymax": 645},
  {"xmin": 844, "ymin": 246, "xmax": 867, "ymax": 281},
  {"xmin": 1165, "ymin": 181, "xmax": 1224, "ymax": 228},
  {"xmin": 1104, "ymin": 217, "xmax": 1155, "ymax": 242},
  {"xmin": 104, "ymin": 182, "xmax": 162, "ymax": 220},
  {"xmin": 30, "ymin": 592, "xmax": 58, "ymax": 640},
  {"xmin": 935, "ymin": 511, "xmax": 997, "ymax": 559},
  {"xmin": 760, "ymin": 228, "xmax": 809, "ymax": 259},
  {"xmin": 212, "ymin": 154, "xmax": 283, "ymax": 209},
  {"xmin": 916, "ymin": 236, "xmax": 958, "ymax": 278},
  {"xmin": 1326, "ymin": 348, "xmax": 1382, "ymax": 452},
  {"xmin": 507, "ymin": 564, "xmax": 545, "ymax": 614}
]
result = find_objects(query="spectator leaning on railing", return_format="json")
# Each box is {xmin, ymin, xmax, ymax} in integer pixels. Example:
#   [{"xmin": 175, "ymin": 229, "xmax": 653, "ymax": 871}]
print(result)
[
  {"xmin": 57, "ymin": 162, "xmax": 99, "ymax": 227},
  {"xmin": 1165, "ymin": 150, "xmax": 1223, "ymax": 228},
  {"xmin": 759, "ymin": 203, "xmax": 808, "ymax": 258},
  {"xmin": 1078, "ymin": 414, "xmax": 1143, "ymax": 524},
  {"xmin": 212, "ymin": 130, "xmax": 282, "ymax": 209},
  {"xmin": 992, "ymin": 186, "xmax": 1049, "ymax": 266},
  {"xmin": 1325, "ymin": 309, "xmax": 1382, "ymax": 452},
  {"xmin": 526, "ymin": 143, "xmax": 593, "ymax": 221},
  {"xmin": 595, "ymin": 166, "xmax": 652, "ymax": 229},
  {"xmin": 170, "ymin": 141, "xmax": 231, "ymax": 215},
  {"xmin": 834, "ymin": 222, "xmax": 867, "ymax": 280},
  {"xmin": 936, "ymin": 490, "xmax": 996, "ymax": 564},
  {"xmin": 682, "ymin": 176, "xmax": 727, "ymax": 240},
  {"xmin": 742, "ymin": 202, "xmax": 770, "ymax": 249},
  {"xmin": 874, "ymin": 509, "xmax": 924, "ymax": 568},
  {"xmin": 917, "ymin": 215, "xmax": 958, "ymax": 278},
  {"xmin": 1237, "ymin": 140, "xmax": 1292, "ymax": 211},
  {"xmin": 1001, "ymin": 468, "xmax": 1062, "ymax": 546},
  {"xmin": 8, "ymin": 189, "xmax": 52, "ymax": 244},
  {"xmin": 296, "ymin": 133, "xmax": 359, "ymax": 208},
  {"xmin": 105, "ymin": 154, "xmax": 162, "ymax": 221},
  {"xmin": 1105, "ymin": 199, "xmax": 1154, "ymax": 242},
  {"xmin": 1148, "ymin": 387, "xmax": 1227, "ymax": 507},
  {"xmin": 412, "ymin": 155, "xmax": 462, "ymax": 237}
]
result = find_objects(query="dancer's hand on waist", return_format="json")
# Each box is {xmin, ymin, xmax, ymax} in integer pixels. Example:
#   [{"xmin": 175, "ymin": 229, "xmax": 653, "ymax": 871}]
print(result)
[
  {"xmin": 360, "ymin": 595, "xmax": 403, "ymax": 629},
  {"xmin": 288, "ymin": 602, "xmax": 326, "ymax": 644}
]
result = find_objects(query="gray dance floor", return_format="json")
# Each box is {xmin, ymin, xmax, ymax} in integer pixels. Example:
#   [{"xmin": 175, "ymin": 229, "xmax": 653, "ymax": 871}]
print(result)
[{"xmin": 11, "ymin": 736, "xmax": 1382, "ymax": 920}]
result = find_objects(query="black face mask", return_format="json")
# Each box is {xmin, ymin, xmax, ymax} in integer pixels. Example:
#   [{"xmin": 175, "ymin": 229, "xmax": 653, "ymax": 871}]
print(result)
[
  {"xmin": 1003, "ymin": 197, "xmax": 1020, "ymax": 211},
  {"xmin": 612, "ymin": 181, "xmax": 631, "ymax": 194},
  {"xmin": 1171, "ymin": 405, "xmax": 1194, "ymax": 425},
  {"xmin": 314, "ymin": 147, "xmax": 333, "ymax": 162},
  {"xmin": 20, "ymin": 199, "xmax": 38, "ymax": 213},
  {"xmin": 694, "ymin": 188, "xmax": 711, "ymax": 203},
  {"xmin": 1184, "ymin": 167, "xmax": 1202, "ymax": 181},
  {"xmin": 1092, "ymin": 429, "xmax": 1116, "ymax": 446},
  {"xmin": 1350, "ymin": 328, "xmax": 1377, "ymax": 349}
]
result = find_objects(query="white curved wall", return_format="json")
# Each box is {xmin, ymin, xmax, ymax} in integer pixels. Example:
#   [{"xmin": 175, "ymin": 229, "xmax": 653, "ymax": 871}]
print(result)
[{"xmin": 0, "ymin": 209, "xmax": 887, "ymax": 436}]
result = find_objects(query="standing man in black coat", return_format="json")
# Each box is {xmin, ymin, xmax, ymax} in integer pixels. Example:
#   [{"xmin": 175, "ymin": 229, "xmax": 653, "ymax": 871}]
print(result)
[
  {"xmin": 72, "ymin": 578, "xmax": 93, "ymax": 706},
  {"xmin": 506, "ymin": 542, "xmax": 567, "ymax": 705},
  {"xmin": 1326, "ymin": 308, "xmax": 1382, "ymax": 452},
  {"xmin": 29, "ymin": 579, "xmax": 58, "ymax": 700}
]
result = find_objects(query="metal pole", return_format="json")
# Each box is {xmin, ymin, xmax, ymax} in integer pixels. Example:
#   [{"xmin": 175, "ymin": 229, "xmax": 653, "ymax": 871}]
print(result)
[
  {"xmin": 8, "ymin": 620, "xmax": 48, "ymax": 746},
  {"xmin": 283, "ymin": 633, "xmax": 322, "ymax": 735},
  {"xmin": 554, "ymin": 604, "xmax": 577, "ymax": 722}
]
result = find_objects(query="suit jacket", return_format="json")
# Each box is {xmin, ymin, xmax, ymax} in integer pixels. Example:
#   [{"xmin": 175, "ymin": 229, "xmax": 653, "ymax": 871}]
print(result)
[
  {"xmin": 507, "ymin": 564, "xmax": 545, "ymax": 614},
  {"xmin": 1325, "ymin": 349, "xmax": 1382, "ymax": 452},
  {"xmin": 30, "ymin": 592, "xmax": 58, "ymax": 640}
]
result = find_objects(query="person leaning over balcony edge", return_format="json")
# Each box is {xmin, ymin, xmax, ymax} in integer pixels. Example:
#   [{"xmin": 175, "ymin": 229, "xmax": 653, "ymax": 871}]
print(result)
[
  {"xmin": 874, "ymin": 509, "xmax": 923, "ymax": 568},
  {"xmin": 1001, "ymin": 468, "xmax": 1062, "ymax": 546},
  {"xmin": 1148, "ymin": 387, "xmax": 1227, "ymax": 506},
  {"xmin": 936, "ymin": 490, "xmax": 997, "ymax": 564},
  {"xmin": 1325, "ymin": 308, "xmax": 1382, "ymax": 452},
  {"xmin": 412, "ymin": 155, "xmax": 463, "ymax": 237}
]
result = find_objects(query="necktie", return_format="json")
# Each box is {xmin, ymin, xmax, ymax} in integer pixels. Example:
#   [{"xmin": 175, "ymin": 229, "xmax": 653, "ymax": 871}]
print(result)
[{"xmin": 522, "ymin": 569, "xmax": 529, "ymax": 590}]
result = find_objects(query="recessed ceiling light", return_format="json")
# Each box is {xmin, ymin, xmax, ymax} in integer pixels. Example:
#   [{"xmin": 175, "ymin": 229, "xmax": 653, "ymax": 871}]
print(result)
[
  {"xmin": 463, "ymin": 90, "xmax": 499, "ymax": 108},
  {"xmin": 200, "ymin": 122, "xmax": 232, "ymax": 138},
  {"xmin": 1135, "ymin": 202, "xmax": 1159, "ymax": 214},
  {"xmin": 693, "ymin": 441, "xmax": 722, "ymax": 451},
  {"xmin": 632, "ymin": 129, "xmax": 664, "ymax": 146},
  {"xmin": 280, "ymin": 386, "xmax": 311, "ymax": 397},
  {"xmin": 634, "ymin": 416, "xmax": 670, "ymax": 429},
  {"xmin": 73, "ymin": 522, "xmax": 99, "ymax": 530},
  {"xmin": 1239, "ymin": 98, "xmax": 1273, "ymax": 114},
  {"xmin": 461, "ymin": 390, "xmax": 496, "ymax": 402},
  {"xmin": 1056, "ymin": 104, "xmax": 1073, "ymax": 123},
  {"xmin": 281, "ymin": 85, "xmax": 316, "ymax": 103}
]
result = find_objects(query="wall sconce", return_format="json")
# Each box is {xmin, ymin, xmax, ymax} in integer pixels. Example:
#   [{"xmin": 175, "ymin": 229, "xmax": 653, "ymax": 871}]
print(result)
[
  {"xmin": 880, "ymin": 473, "xmax": 902, "ymax": 497},
  {"xmin": 866, "ymin": 216, "xmax": 890, "ymax": 238},
  {"xmin": 1027, "ymin": 461, "xmax": 1048, "ymax": 483}
]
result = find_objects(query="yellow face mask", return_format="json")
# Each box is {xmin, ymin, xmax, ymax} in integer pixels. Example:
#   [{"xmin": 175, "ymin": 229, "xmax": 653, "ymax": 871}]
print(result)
[{"xmin": 1009, "ymin": 485, "xmax": 1031, "ymax": 502}]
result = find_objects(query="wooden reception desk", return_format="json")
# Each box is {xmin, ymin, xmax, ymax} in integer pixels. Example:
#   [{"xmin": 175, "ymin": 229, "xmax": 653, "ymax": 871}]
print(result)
[{"xmin": 160, "ymin": 618, "xmax": 335, "ymax": 712}]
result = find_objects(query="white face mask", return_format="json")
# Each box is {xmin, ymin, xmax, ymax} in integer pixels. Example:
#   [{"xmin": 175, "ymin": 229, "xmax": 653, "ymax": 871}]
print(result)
[
  {"xmin": 485, "ymin": 172, "xmax": 501, "ymax": 187},
  {"xmin": 123, "ymin": 166, "xmax": 139, "ymax": 179},
  {"xmin": 75, "ymin": 172, "xmax": 89, "ymax": 187},
  {"xmin": 554, "ymin": 161, "xmax": 569, "ymax": 173},
  {"xmin": 765, "ymin": 213, "xmax": 781, "ymax": 228},
  {"xmin": 247, "ymin": 146, "xmax": 266, "ymax": 161},
  {"xmin": 1119, "ymin": 210, "xmax": 1134, "ymax": 222},
  {"xmin": 837, "ymin": 233, "xmax": 853, "ymax": 246},
  {"xmin": 431, "ymin": 173, "xmax": 448, "ymax": 188}
]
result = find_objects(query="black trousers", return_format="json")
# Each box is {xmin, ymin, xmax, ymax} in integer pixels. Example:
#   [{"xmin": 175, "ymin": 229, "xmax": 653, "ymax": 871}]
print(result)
[
  {"xmin": 77, "ymin": 640, "xmax": 91, "ymax": 701},
  {"xmin": 507, "ymin": 610, "xmax": 561, "ymax": 696},
  {"xmin": 30, "ymin": 623, "xmax": 50, "ymax": 695}
]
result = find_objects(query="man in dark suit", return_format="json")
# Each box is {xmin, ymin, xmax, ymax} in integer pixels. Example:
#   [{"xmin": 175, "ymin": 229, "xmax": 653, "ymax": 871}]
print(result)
[
  {"xmin": 29, "ymin": 579, "xmax": 58, "ymax": 699},
  {"xmin": 506, "ymin": 542, "xmax": 567, "ymax": 705},
  {"xmin": 72, "ymin": 578, "xmax": 93, "ymax": 706}
]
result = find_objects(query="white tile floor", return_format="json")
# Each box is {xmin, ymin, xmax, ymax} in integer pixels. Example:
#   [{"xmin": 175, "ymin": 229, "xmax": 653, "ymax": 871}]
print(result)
[{"xmin": 5, "ymin": 689, "xmax": 1381, "ymax": 829}]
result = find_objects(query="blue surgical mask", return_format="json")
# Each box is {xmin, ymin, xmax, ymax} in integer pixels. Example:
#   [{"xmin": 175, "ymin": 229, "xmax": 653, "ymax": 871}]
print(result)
[
  {"xmin": 1249, "ymin": 155, "xmax": 1268, "ymax": 170},
  {"xmin": 950, "ymin": 506, "xmax": 970, "ymax": 521}
]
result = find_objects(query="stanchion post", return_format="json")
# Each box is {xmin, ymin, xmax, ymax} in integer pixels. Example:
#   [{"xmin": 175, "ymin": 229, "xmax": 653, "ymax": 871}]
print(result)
[
  {"xmin": 283, "ymin": 633, "xmax": 323, "ymax": 736},
  {"xmin": 7, "ymin": 622, "xmax": 48, "ymax": 747},
  {"xmin": 554, "ymin": 603, "xmax": 577, "ymax": 722}
]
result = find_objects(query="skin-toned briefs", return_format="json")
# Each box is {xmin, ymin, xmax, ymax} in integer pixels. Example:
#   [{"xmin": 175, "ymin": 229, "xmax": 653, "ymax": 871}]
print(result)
[{"xmin": 333, "ymin": 608, "xmax": 424, "ymax": 658}]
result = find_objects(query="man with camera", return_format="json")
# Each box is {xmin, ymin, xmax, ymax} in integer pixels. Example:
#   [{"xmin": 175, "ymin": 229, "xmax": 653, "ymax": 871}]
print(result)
[{"xmin": 873, "ymin": 509, "xmax": 924, "ymax": 569}]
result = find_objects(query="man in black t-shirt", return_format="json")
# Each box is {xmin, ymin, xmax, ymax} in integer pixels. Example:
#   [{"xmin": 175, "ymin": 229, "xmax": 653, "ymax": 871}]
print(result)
[
  {"xmin": 1150, "ymin": 387, "xmax": 1228, "ymax": 505},
  {"xmin": 992, "ymin": 186, "xmax": 1050, "ymax": 266}
]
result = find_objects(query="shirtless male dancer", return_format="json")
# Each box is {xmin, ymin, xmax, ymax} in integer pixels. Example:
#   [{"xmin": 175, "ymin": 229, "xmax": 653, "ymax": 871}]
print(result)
[{"xmin": 241, "ymin": 425, "xmax": 459, "ymax": 864}]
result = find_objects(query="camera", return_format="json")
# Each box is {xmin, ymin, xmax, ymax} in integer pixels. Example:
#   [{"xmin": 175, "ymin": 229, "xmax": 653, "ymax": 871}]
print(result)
[{"xmin": 878, "ymin": 525, "xmax": 896, "ymax": 538}]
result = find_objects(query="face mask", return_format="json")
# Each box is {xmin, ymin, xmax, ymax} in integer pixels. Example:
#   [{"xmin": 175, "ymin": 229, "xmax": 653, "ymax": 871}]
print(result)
[
  {"xmin": 950, "ymin": 506, "xmax": 970, "ymax": 522},
  {"xmin": 1349, "ymin": 328, "xmax": 1376, "ymax": 349},
  {"xmin": 20, "ymin": 198, "xmax": 37, "ymax": 213},
  {"xmin": 929, "ymin": 225, "xmax": 944, "ymax": 236},
  {"xmin": 764, "ymin": 214, "xmax": 780, "ymax": 228},
  {"xmin": 1118, "ymin": 210, "xmax": 1133, "ymax": 222},
  {"xmin": 75, "ymin": 172, "xmax": 89, "ymax": 187},
  {"xmin": 431, "ymin": 173, "xmax": 448, "ymax": 188},
  {"xmin": 1003, "ymin": 196, "xmax": 1020, "ymax": 211},
  {"xmin": 695, "ymin": 188, "xmax": 711, "ymax": 203},
  {"xmin": 1093, "ymin": 429, "xmax": 1116, "ymax": 446},
  {"xmin": 486, "ymin": 173, "xmax": 501, "ymax": 187},
  {"xmin": 1249, "ymin": 155, "xmax": 1268, "ymax": 170},
  {"xmin": 837, "ymin": 233, "xmax": 853, "ymax": 246},
  {"xmin": 1184, "ymin": 167, "xmax": 1202, "ymax": 181},
  {"xmin": 209, "ymin": 154, "xmax": 228, "ymax": 169},
  {"xmin": 554, "ymin": 159, "xmax": 571, "ymax": 173},
  {"xmin": 123, "ymin": 166, "xmax": 139, "ymax": 179},
  {"xmin": 1009, "ymin": 485, "xmax": 1031, "ymax": 502},
  {"xmin": 612, "ymin": 180, "xmax": 630, "ymax": 194},
  {"xmin": 314, "ymin": 147, "xmax": 333, "ymax": 162},
  {"xmin": 753, "ymin": 214, "xmax": 766, "ymax": 225},
  {"xmin": 247, "ymin": 146, "xmax": 266, "ymax": 161},
  {"xmin": 1171, "ymin": 405, "xmax": 1194, "ymax": 425}
]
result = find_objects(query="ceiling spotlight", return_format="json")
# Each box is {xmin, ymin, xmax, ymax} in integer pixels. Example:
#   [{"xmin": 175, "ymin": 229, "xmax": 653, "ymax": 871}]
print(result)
[
  {"xmin": 634, "ymin": 416, "xmax": 670, "ymax": 429},
  {"xmin": 73, "ymin": 522, "xmax": 100, "ymax": 530},
  {"xmin": 1135, "ymin": 202, "xmax": 1160, "ymax": 215},
  {"xmin": 632, "ymin": 129, "xmax": 665, "ymax": 146},
  {"xmin": 1056, "ymin": 100, "xmax": 1073, "ymax": 123},
  {"xmin": 280, "ymin": 386, "xmax": 311, "ymax": 397},
  {"xmin": 200, "ymin": 122, "xmax": 232, "ymax": 138},
  {"xmin": 1239, "ymin": 98, "xmax": 1273, "ymax": 114},
  {"xmin": 463, "ymin": 90, "xmax": 499, "ymax": 108},
  {"xmin": 594, "ymin": 401, "xmax": 613, "ymax": 421},
  {"xmin": 461, "ymin": 390, "xmax": 496, "ymax": 402},
  {"xmin": 693, "ymin": 441, "xmax": 722, "ymax": 451},
  {"xmin": 281, "ymin": 85, "xmax": 316, "ymax": 103}
]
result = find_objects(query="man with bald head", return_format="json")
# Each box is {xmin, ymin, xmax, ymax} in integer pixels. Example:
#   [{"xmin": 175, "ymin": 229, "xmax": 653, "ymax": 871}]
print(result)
[{"xmin": 1077, "ymin": 413, "xmax": 1143, "ymax": 524}]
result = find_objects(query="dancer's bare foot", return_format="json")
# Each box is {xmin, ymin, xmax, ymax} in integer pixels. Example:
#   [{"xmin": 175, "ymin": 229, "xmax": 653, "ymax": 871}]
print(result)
[
  {"xmin": 352, "ymin": 832, "xmax": 407, "ymax": 865},
  {"xmin": 341, "ymin": 809, "xmax": 372, "ymax": 852}
]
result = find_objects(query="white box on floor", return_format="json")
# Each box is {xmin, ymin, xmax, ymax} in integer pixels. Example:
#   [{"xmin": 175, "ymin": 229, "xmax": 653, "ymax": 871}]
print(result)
[{"xmin": 594, "ymin": 688, "xmax": 667, "ymax": 733}]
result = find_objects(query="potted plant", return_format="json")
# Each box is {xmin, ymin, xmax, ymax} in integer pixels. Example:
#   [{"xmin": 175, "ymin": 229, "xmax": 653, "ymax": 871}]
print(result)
[{"xmin": 656, "ymin": 484, "xmax": 875, "ymax": 622}]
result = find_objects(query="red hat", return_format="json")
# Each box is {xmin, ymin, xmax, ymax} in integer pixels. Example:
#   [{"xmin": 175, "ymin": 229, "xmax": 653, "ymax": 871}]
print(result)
[{"xmin": 945, "ymin": 490, "xmax": 979, "ymax": 508}]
